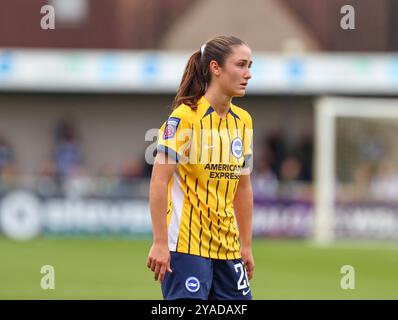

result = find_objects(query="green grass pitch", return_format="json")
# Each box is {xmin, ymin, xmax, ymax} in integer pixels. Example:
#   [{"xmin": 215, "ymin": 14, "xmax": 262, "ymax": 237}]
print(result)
[{"xmin": 0, "ymin": 236, "xmax": 397, "ymax": 299}]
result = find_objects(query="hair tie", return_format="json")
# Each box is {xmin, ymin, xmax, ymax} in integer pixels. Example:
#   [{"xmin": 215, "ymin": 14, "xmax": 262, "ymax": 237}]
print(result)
[{"xmin": 200, "ymin": 43, "xmax": 206, "ymax": 55}]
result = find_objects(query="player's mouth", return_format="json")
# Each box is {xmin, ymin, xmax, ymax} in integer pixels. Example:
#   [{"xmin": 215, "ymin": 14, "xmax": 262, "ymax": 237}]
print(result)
[{"xmin": 240, "ymin": 82, "xmax": 248, "ymax": 88}]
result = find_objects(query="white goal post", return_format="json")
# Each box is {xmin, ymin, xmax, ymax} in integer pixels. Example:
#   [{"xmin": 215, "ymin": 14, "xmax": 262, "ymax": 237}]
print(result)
[{"xmin": 314, "ymin": 97, "xmax": 398, "ymax": 245}]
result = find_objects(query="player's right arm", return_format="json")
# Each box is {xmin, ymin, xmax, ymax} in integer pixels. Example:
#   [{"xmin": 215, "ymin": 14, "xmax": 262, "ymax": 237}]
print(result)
[
  {"xmin": 147, "ymin": 107, "xmax": 191, "ymax": 282},
  {"xmin": 147, "ymin": 151, "xmax": 176, "ymax": 282}
]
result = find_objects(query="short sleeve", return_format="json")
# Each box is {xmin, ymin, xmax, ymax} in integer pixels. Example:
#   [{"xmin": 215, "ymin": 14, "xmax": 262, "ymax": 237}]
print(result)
[{"xmin": 156, "ymin": 108, "xmax": 192, "ymax": 162}]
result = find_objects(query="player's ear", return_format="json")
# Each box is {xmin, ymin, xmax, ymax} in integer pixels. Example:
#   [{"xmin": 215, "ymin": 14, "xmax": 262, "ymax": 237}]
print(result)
[{"xmin": 209, "ymin": 60, "xmax": 221, "ymax": 77}]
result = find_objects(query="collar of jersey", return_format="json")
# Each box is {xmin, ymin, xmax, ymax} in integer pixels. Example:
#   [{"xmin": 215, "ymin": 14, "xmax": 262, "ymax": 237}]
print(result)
[{"xmin": 198, "ymin": 96, "xmax": 240, "ymax": 120}]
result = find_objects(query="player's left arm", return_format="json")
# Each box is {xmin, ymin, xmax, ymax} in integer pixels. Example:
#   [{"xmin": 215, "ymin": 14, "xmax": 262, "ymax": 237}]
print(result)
[{"xmin": 233, "ymin": 173, "xmax": 254, "ymax": 280}]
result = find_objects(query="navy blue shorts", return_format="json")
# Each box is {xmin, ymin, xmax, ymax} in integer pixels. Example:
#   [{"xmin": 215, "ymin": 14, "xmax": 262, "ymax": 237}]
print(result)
[{"xmin": 161, "ymin": 252, "xmax": 252, "ymax": 300}]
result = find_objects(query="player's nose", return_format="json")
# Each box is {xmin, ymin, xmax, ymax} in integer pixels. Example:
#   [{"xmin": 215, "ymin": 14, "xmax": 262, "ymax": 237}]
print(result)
[{"xmin": 244, "ymin": 69, "xmax": 251, "ymax": 80}]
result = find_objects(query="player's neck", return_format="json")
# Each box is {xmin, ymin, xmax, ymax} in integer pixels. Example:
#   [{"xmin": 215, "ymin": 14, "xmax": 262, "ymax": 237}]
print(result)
[{"xmin": 204, "ymin": 90, "xmax": 232, "ymax": 119}]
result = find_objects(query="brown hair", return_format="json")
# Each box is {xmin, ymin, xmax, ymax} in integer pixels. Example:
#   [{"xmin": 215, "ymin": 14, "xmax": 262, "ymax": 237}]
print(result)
[{"xmin": 172, "ymin": 35, "xmax": 246, "ymax": 110}]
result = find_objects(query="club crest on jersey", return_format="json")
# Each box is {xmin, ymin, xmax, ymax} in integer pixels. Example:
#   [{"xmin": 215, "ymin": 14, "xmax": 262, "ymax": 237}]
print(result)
[
  {"xmin": 163, "ymin": 117, "xmax": 180, "ymax": 140},
  {"xmin": 231, "ymin": 137, "xmax": 243, "ymax": 159},
  {"xmin": 185, "ymin": 276, "xmax": 200, "ymax": 293}
]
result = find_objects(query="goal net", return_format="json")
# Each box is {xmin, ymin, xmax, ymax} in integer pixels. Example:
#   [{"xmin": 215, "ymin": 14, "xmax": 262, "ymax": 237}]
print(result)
[{"xmin": 314, "ymin": 97, "xmax": 398, "ymax": 244}]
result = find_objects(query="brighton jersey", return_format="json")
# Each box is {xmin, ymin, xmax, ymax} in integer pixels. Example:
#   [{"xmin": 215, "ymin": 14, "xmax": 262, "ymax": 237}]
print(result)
[{"xmin": 156, "ymin": 96, "xmax": 253, "ymax": 260}]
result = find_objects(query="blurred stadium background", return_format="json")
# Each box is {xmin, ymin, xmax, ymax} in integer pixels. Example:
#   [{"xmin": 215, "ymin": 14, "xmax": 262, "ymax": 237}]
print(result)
[{"xmin": 1, "ymin": 0, "xmax": 398, "ymax": 299}]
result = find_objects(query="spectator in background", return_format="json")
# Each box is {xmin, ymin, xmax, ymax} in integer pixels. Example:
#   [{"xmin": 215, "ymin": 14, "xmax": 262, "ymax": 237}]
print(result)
[
  {"xmin": 279, "ymin": 155, "xmax": 302, "ymax": 181},
  {"xmin": 262, "ymin": 129, "xmax": 287, "ymax": 178},
  {"xmin": 256, "ymin": 129, "xmax": 314, "ymax": 200},
  {"xmin": 36, "ymin": 160, "xmax": 58, "ymax": 196},
  {"xmin": 251, "ymin": 146, "xmax": 278, "ymax": 198},
  {"xmin": 342, "ymin": 162, "xmax": 374, "ymax": 201},
  {"xmin": 278, "ymin": 154, "xmax": 303, "ymax": 199},
  {"xmin": 117, "ymin": 156, "xmax": 145, "ymax": 197},
  {"xmin": 53, "ymin": 119, "xmax": 83, "ymax": 180},
  {"xmin": 120, "ymin": 157, "xmax": 144, "ymax": 179},
  {"xmin": 369, "ymin": 159, "xmax": 398, "ymax": 201},
  {"xmin": 296, "ymin": 131, "xmax": 313, "ymax": 182},
  {"xmin": 0, "ymin": 136, "xmax": 14, "ymax": 169},
  {"xmin": 358, "ymin": 131, "xmax": 385, "ymax": 166},
  {"xmin": 63, "ymin": 166, "xmax": 94, "ymax": 199},
  {"xmin": 96, "ymin": 163, "xmax": 119, "ymax": 197},
  {"xmin": 53, "ymin": 119, "xmax": 93, "ymax": 198},
  {"xmin": 0, "ymin": 136, "xmax": 17, "ymax": 189}
]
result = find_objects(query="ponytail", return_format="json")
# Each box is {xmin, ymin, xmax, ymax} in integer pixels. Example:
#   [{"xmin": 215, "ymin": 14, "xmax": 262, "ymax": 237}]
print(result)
[
  {"xmin": 172, "ymin": 50, "xmax": 208, "ymax": 110},
  {"xmin": 172, "ymin": 35, "xmax": 246, "ymax": 110}
]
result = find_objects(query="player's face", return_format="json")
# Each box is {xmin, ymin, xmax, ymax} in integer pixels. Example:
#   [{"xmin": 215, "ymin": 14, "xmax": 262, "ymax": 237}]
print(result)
[{"xmin": 218, "ymin": 45, "xmax": 252, "ymax": 97}]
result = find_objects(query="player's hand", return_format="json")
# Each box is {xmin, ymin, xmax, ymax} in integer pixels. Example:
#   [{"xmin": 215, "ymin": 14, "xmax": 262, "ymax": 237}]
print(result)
[
  {"xmin": 241, "ymin": 246, "xmax": 254, "ymax": 280},
  {"xmin": 146, "ymin": 243, "xmax": 172, "ymax": 282}
]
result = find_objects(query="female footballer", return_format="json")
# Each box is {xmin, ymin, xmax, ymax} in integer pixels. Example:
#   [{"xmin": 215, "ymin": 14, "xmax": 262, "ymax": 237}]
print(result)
[{"xmin": 147, "ymin": 35, "xmax": 254, "ymax": 300}]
